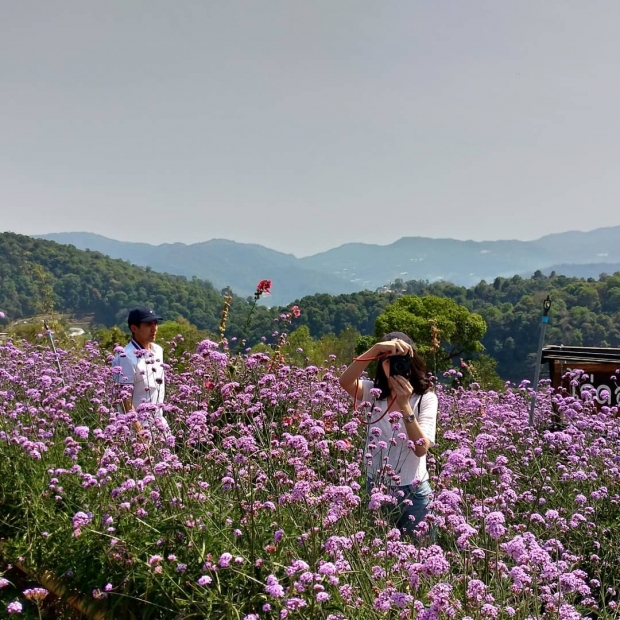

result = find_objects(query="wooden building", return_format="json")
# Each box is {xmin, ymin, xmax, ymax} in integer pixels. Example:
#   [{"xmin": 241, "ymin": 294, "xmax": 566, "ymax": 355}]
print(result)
[{"xmin": 541, "ymin": 345, "xmax": 620, "ymax": 407}]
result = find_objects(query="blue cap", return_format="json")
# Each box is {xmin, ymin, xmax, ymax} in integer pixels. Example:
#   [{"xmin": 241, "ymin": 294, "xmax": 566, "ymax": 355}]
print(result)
[{"xmin": 128, "ymin": 306, "xmax": 162, "ymax": 327}]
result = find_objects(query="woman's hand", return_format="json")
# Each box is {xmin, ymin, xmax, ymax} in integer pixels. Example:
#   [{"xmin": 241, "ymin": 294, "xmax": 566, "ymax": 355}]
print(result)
[
  {"xmin": 338, "ymin": 336, "xmax": 413, "ymax": 400},
  {"xmin": 389, "ymin": 375, "xmax": 414, "ymax": 406},
  {"xmin": 371, "ymin": 338, "xmax": 413, "ymax": 359}
]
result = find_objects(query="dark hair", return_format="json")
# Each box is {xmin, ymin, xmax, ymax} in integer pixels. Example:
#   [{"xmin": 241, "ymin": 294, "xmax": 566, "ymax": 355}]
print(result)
[{"xmin": 373, "ymin": 332, "xmax": 431, "ymax": 400}]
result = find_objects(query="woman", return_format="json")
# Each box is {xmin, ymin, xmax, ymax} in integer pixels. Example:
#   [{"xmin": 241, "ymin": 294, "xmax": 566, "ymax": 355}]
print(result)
[{"xmin": 339, "ymin": 331, "xmax": 438, "ymax": 539}]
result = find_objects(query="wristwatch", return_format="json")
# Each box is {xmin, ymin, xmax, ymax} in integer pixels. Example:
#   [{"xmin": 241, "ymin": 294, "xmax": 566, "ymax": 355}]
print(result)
[{"xmin": 404, "ymin": 412, "xmax": 416, "ymax": 424}]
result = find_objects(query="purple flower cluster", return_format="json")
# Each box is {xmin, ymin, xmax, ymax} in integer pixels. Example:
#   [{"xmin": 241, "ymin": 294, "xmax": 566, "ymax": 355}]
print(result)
[
  {"xmin": 71, "ymin": 511, "xmax": 93, "ymax": 537},
  {"xmin": 1, "ymin": 339, "xmax": 619, "ymax": 617}
]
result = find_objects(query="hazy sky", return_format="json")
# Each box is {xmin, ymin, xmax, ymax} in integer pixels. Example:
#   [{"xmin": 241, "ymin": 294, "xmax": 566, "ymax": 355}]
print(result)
[{"xmin": 2, "ymin": 1, "xmax": 620, "ymax": 256}]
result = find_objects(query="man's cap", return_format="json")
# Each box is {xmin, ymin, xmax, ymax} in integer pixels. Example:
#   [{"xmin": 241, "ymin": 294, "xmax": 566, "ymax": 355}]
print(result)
[
  {"xmin": 128, "ymin": 306, "xmax": 162, "ymax": 327},
  {"xmin": 380, "ymin": 331, "xmax": 416, "ymax": 351}
]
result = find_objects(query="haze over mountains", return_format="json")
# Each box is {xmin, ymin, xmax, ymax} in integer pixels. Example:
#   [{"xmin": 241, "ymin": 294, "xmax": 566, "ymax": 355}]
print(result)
[{"xmin": 39, "ymin": 227, "xmax": 620, "ymax": 306}]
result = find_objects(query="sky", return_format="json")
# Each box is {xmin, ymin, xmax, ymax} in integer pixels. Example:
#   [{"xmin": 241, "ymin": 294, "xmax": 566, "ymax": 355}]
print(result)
[{"xmin": 1, "ymin": 1, "xmax": 620, "ymax": 257}]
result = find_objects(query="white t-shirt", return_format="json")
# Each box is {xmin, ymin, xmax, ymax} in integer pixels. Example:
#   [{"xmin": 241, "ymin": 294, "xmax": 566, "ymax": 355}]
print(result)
[
  {"xmin": 357, "ymin": 379, "xmax": 437, "ymax": 486},
  {"xmin": 112, "ymin": 340, "xmax": 166, "ymax": 425}
]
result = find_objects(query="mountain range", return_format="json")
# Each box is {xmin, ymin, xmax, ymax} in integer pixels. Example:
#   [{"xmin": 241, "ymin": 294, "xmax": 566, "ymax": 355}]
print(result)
[{"xmin": 38, "ymin": 227, "xmax": 620, "ymax": 305}]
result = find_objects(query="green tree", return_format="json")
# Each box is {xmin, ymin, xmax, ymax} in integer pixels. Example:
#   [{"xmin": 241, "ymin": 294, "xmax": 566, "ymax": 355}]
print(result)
[
  {"xmin": 311, "ymin": 326, "xmax": 360, "ymax": 367},
  {"xmin": 466, "ymin": 354, "xmax": 505, "ymax": 391},
  {"xmin": 282, "ymin": 325, "xmax": 315, "ymax": 366},
  {"xmin": 93, "ymin": 325, "xmax": 128, "ymax": 352},
  {"xmin": 8, "ymin": 317, "xmax": 82, "ymax": 350},
  {"xmin": 156, "ymin": 318, "xmax": 210, "ymax": 359},
  {"xmin": 374, "ymin": 295, "xmax": 487, "ymax": 371}
]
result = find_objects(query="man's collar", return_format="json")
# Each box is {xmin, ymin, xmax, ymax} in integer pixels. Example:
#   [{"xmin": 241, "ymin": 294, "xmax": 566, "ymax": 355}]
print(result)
[{"xmin": 130, "ymin": 339, "xmax": 151, "ymax": 351}]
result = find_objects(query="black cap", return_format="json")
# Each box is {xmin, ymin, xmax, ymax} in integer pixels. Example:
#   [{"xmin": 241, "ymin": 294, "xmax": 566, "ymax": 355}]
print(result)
[{"xmin": 128, "ymin": 306, "xmax": 162, "ymax": 327}]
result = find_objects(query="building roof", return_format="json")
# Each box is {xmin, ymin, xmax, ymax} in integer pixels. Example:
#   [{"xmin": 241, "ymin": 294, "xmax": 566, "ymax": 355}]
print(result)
[{"xmin": 541, "ymin": 345, "xmax": 620, "ymax": 365}]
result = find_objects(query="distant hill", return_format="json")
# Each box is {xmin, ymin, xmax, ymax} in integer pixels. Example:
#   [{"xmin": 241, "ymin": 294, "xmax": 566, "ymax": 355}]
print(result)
[
  {"xmin": 300, "ymin": 227, "xmax": 620, "ymax": 288},
  {"xmin": 38, "ymin": 233, "xmax": 360, "ymax": 306},
  {"xmin": 0, "ymin": 233, "xmax": 278, "ymax": 342},
  {"xmin": 299, "ymin": 237, "xmax": 552, "ymax": 288},
  {"xmin": 529, "ymin": 227, "xmax": 620, "ymax": 264},
  {"xmin": 535, "ymin": 263, "xmax": 620, "ymax": 279},
  {"xmin": 38, "ymin": 227, "xmax": 620, "ymax": 301},
  {"xmin": 6, "ymin": 231, "xmax": 620, "ymax": 382}
]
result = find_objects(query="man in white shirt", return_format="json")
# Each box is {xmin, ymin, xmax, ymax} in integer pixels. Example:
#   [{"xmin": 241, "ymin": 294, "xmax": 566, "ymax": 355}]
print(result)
[{"xmin": 112, "ymin": 306, "xmax": 168, "ymax": 433}]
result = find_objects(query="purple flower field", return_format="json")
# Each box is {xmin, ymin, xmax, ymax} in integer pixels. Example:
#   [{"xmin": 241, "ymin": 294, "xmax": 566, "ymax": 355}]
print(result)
[{"xmin": 1, "ymin": 336, "xmax": 620, "ymax": 618}]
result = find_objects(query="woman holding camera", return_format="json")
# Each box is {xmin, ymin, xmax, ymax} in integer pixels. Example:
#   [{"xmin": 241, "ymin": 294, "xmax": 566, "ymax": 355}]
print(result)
[{"xmin": 339, "ymin": 331, "xmax": 438, "ymax": 539}]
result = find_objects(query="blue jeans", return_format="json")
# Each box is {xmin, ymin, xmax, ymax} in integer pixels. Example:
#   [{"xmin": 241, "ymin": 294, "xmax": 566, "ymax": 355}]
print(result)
[{"xmin": 366, "ymin": 477, "xmax": 433, "ymax": 539}]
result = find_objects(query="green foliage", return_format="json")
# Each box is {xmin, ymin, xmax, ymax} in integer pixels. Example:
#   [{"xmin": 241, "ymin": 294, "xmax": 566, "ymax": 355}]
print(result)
[
  {"xmin": 155, "ymin": 318, "xmax": 213, "ymax": 359},
  {"xmin": 292, "ymin": 272, "xmax": 620, "ymax": 382},
  {"xmin": 7, "ymin": 232, "xmax": 620, "ymax": 383},
  {"xmin": 291, "ymin": 291, "xmax": 395, "ymax": 338},
  {"xmin": 0, "ymin": 233, "xmax": 278, "ymax": 347},
  {"xmin": 459, "ymin": 355, "xmax": 506, "ymax": 391},
  {"xmin": 7, "ymin": 319, "xmax": 53, "ymax": 344},
  {"xmin": 355, "ymin": 335, "xmax": 376, "ymax": 357},
  {"xmin": 281, "ymin": 325, "xmax": 360, "ymax": 368},
  {"xmin": 281, "ymin": 325, "xmax": 315, "ymax": 366},
  {"xmin": 374, "ymin": 295, "xmax": 487, "ymax": 371},
  {"xmin": 92, "ymin": 325, "xmax": 127, "ymax": 352},
  {"xmin": 6, "ymin": 317, "xmax": 87, "ymax": 351},
  {"xmin": 310, "ymin": 326, "xmax": 359, "ymax": 367}
]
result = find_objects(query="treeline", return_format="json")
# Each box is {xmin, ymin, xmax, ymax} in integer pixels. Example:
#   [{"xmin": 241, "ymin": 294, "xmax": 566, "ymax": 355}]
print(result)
[
  {"xmin": 0, "ymin": 233, "xmax": 278, "ymax": 343},
  {"xmin": 290, "ymin": 272, "xmax": 620, "ymax": 381},
  {"xmin": 3, "ymin": 233, "xmax": 620, "ymax": 382}
]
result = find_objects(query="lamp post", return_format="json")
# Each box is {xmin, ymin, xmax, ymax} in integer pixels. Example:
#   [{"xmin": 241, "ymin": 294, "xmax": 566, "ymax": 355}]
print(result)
[{"xmin": 529, "ymin": 295, "xmax": 551, "ymax": 425}]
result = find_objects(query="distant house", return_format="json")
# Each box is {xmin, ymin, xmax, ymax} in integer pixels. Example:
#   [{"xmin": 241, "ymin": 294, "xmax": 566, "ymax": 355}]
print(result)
[{"xmin": 68, "ymin": 327, "xmax": 85, "ymax": 337}]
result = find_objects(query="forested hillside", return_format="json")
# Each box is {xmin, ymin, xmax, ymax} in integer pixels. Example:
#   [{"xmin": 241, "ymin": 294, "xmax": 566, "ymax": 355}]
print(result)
[
  {"xmin": 3, "ymin": 233, "xmax": 620, "ymax": 382},
  {"xmin": 39, "ymin": 232, "xmax": 360, "ymax": 306},
  {"xmin": 290, "ymin": 272, "xmax": 620, "ymax": 381},
  {"xmin": 0, "ymin": 232, "xmax": 278, "ymax": 342},
  {"xmin": 41, "ymin": 226, "xmax": 620, "ymax": 295}
]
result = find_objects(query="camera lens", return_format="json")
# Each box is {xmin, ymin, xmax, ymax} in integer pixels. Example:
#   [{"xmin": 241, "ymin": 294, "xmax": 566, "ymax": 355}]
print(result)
[{"xmin": 390, "ymin": 354, "xmax": 410, "ymax": 377}]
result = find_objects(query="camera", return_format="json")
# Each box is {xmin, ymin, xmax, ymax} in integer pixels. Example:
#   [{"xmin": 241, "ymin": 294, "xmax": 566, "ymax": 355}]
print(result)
[{"xmin": 389, "ymin": 353, "xmax": 412, "ymax": 378}]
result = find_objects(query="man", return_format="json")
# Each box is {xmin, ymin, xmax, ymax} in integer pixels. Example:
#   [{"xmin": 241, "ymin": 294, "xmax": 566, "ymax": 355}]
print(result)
[{"xmin": 112, "ymin": 306, "xmax": 168, "ymax": 433}]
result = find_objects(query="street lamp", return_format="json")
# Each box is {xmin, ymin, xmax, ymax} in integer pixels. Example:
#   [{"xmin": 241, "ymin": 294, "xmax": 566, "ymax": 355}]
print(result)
[{"xmin": 529, "ymin": 295, "xmax": 551, "ymax": 425}]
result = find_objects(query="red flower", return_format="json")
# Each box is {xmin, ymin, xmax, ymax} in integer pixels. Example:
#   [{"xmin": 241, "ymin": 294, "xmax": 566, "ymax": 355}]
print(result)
[
  {"xmin": 255, "ymin": 279, "xmax": 272, "ymax": 298},
  {"xmin": 291, "ymin": 305, "xmax": 301, "ymax": 318}
]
